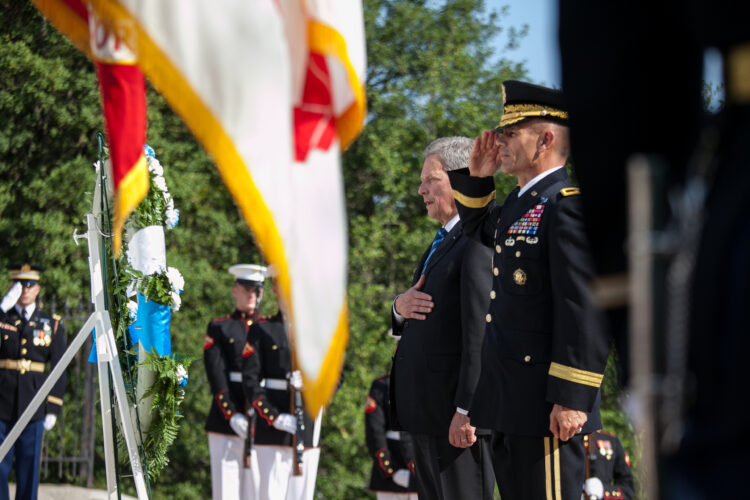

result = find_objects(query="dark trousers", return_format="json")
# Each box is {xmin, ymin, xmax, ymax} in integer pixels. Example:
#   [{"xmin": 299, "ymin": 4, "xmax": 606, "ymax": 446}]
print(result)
[
  {"xmin": 0, "ymin": 419, "xmax": 44, "ymax": 500},
  {"xmin": 411, "ymin": 432, "xmax": 494, "ymax": 500},
  {"xmin": 491, "ymin": 432, "xmax": 585, "ymax": 500}
]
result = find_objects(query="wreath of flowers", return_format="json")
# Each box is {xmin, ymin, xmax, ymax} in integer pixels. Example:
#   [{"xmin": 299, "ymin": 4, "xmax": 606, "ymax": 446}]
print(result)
[{"xmin": 106, "ymin": 145, "xmax": 193, "ymax": 480}]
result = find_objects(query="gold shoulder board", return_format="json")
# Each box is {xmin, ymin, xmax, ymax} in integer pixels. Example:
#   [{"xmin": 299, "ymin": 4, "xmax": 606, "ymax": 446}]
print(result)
[{"xmin": 560, "ymin": 187, "xmax": 581, "ymax": 197}]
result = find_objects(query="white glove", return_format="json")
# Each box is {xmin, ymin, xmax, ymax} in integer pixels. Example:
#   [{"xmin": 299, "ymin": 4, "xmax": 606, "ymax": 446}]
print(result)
[
  {"xmin": 1, "ymin": 282, "xmax": 22, "ymax": 313},
  {"xmin": 272, "ymin": 413, "xmax": 297, "ymax": 434},
  {"xmin": 229, "ymin": 414, "xmax": 248, "ymax": 439},
  {"xmin": 43, "ymin": 414, "xmax": 57, "ymax": 431},
  {"xmin": 289, "ymin": 370, "xmax": 303, "ymax": 390},
  {"xmin": 392, "ymin": 469, "xmax": 410, "ymax": 488},
  {"xmin": 583, "ymin": 477, "xmax": 604, "ymax": 499}
]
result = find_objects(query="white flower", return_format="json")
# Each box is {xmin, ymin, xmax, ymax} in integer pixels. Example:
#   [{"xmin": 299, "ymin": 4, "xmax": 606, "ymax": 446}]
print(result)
[
  {"xmin": 148, "ymin": 157, "xmax": 164, "ymax": 176},
  {"xmin": 166, "ymin": 267, "xmax": 184, "ymax": 292},
  {"xmin": 175, "ymin": 364, "xmax": 187, "ymax": 382},
  {"xmin": 165, "ymin": 209, "xmax": 180, "ymax": 229},
  {"xmin": 153, "ymin": 175, "xmax": 168, "ymax": 192},
  {"xmin": 170, "ymin": 292, "xmax": 181, "ymax": 311},
  {"xmin": 126, "ymin": 300, "xmax": 139, "ymax": 321}
]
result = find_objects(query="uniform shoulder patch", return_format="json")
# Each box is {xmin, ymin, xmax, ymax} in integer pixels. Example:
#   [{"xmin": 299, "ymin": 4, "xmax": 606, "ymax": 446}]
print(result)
[
  {"xmin": 203, "ymin": 335, "xmax": 215, "ymax": 350},
  {"xmin": 559, "ymin": 187, "xmax": 581, "ymax": 197},
  {"xmin": 242, "ymin": 341, "xmax": 255, "ymax": 357},
  {"xmin": 365, "ymin": 395, "xmax": 378, "ymax": 413},
  {"xmin": 52, "ymin": 314, "xmax": 62, "ymax": 321}
]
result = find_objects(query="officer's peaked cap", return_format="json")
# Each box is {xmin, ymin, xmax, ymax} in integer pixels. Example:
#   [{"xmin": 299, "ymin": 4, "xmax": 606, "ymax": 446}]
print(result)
[
  {"xmin": 228, "ymin": 264, "xmax": 267, "ymax": 287},
  {"xmin": 8, "ymin": 262, "xmax": 45, "ymax": 286},
  {"xmin": 495, "ymin": 80, "xmax": 568, "ymax": 130}
]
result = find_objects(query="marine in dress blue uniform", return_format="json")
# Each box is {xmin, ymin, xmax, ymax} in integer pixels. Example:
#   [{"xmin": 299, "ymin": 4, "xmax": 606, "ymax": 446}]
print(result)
[
  {"xmin": 365, "ymin": 374, "xmax": 417, "ymax": 500},
  {"xmin": 0, "ymin": 264, "xmax": 66, "ymax": 500},
  {"xmin": 582, "ymin": 431, "xmax": 633, "ymax": 500},
  {"xmin": 204, "ymin": 264, "xmax": 267, "ymax": 500},
  {"xmin": 242, "ymin": 305, "xmax": 321, "ymax": 500},
  {"xmin": 448, "ymin": 81, "xmax": 610, "ymax": 500}
]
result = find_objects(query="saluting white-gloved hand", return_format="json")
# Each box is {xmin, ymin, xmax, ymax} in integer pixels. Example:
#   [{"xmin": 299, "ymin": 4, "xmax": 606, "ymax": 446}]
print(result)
[
  {"xmin": 289, "ymin": 370, "xmax": 303, "ymax": 390},
  {"xmin": 583, "ymin": 477, "xmax": 604, "ymax": 500},
  {"xmin": 272, "ymin": 413, "xmax": 297, "ymax": 434},
  {"xmin": 1, "ymin": 282, "xmax": 22, "ymax": 313},
  {"xmin": 43, "ymin": 414, "xmax": 57, "ymax": 431},
  {"xmin": 392, "ymin": 469, "xmax": 410, "ymax": 488},
  {"xmin": 229, "ymin": 414, "xmax": 248, "ymax": 439}
]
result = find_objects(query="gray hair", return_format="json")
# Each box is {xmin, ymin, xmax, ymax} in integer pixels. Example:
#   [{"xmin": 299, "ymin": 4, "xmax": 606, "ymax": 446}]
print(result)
[{"xmin": 422, "ymin": 136, "xmax": 474, "ymax": 172}]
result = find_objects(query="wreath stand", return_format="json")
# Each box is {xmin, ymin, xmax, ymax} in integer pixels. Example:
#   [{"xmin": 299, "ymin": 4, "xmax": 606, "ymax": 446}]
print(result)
[{"xmin": 0, "ymin": 212, "xmax": 149, "ymax": 499}]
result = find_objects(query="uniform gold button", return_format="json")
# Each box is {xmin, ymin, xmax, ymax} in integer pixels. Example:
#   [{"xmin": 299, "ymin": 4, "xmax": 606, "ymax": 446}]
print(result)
[
  {"xmin": 3, "ymin": 335, "xmax": 8, "ymax": 340},
  {"xmin": 495, "ymin": 245, "xmax": 502, "ymax": 253},
  {"xmin": 384, "ymin": 460, "xmax": 390, "ymax": 465},
  {"xmin": 379, "ymin": 452, "xmax": 385, "ymax": 458},
  {"xmin": 21, "ymin": 338, "xmax": 27, "ymax": 345},
  {"xmin": 247, "ymin": 320, "xmax": 253, "ymax": 326},
  {"xmin": 263, "ymin": 408, "xmax": 269, "ymax": 414},
  {"xmin": 515, "ymin": 251, "xmax": 521, "ymax": 258},
  {"xmin": 272, "ymin": 345, "xmax": 278, "ymax": 350},
  {"xmin": 219, "ymin": 394, "xmax": 223, "ymax": 400},
  {"xmin": 531, "ymin": 190, "xmax": 538, "ymax": 197},
  {"xmin": 524, "ymin": 355, "xmax": 531, "ymax": 363},
  {"xmin": 258, "ymin": 401, "xmax": 263, "ymax": 406},
  {"xmin": 485, "ymin": 314, "xmax": 492, "ymax": 323},
  {"xmin": 229, "ymin": 338, "xmax": 235, "ymax": 343},
  {"xmin": 388, "ymin": 468, "xmax": 394, "ymax": 473},
  {"xmin": 490, "ymin": 290, "xmax": 496, "ymax": 299},
  {"xmin": 493, "ymin": 267, "xmax": 499, "ymax": 276},
  {"xmin": 223, "ymin": 402, "xmax": 228, "ymax": 407},
  {"xmin": 227, "ymin": 410, "xmax": 232, "ymax": 415},
  {"xmin": 21, "ymin": 348, "xmax": 27, "ymax": 355}
]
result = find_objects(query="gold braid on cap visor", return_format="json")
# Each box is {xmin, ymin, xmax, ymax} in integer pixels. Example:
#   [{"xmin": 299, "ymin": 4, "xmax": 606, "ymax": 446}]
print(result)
[{"xmin": 496, "ymin": 104, "xmax": 569, "ymax": 128}]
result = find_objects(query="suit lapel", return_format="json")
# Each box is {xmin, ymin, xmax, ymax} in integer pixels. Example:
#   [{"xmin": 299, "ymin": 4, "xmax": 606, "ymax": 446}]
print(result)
[{"xmin": 422, "ymin": 221, "xmax": 462, "ymax": 276}]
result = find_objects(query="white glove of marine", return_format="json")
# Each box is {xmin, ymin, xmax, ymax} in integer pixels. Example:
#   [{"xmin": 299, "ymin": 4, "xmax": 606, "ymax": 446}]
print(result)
[
  {"xmin": 392, "ymin": 469, "xmax": 410, "ymax": 488},
  {"xmin": 43, "ymin": 414, "xmax": 57, "ymax": 431},
  {"xmin": 272, "ymin": 413, "xmax": 297, "ymax": 434},
  {"xmin": 583, "ymin": 477, "xmax": 604, "ymax": 500},
  {"xmin": 229, "ymin": 414, "xmax": 248, "ymax": 439},
  {"xmin": 289, "ymin": 370, "xmax": 303, "ymax": 390},
  {"xmin": 1, "ymin": 282, "xmax": 22, "ymax": 313}
]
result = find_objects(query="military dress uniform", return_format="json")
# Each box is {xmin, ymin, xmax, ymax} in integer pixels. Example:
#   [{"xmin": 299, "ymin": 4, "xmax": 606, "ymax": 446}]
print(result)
[
  {"xmin": 365, "ymin": 375, "xmax": 417, "ymax": 500},
  {"xmin": 448, "ymin": 81, "xmax": 610, "ymax": 499},
  {"xmin": 0, "ymin": 278, "xmax": 66, "ymax": 500},
  {"xmin": 242, "ymin": 312, "xmax": 321, "ymax": 500},
  {"xmin": 204, "ymin": 309, "xmax": 260, "ymax": 500},
  {"xmin": 583, "ymin": 431, "xmax": 634, "ymax": 500}
]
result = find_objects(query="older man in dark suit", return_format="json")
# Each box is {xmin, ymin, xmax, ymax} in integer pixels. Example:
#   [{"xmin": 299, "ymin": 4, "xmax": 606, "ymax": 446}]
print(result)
[{"xmin": 390, "ymin": 137, "xmax": 494, "ymax": 500}]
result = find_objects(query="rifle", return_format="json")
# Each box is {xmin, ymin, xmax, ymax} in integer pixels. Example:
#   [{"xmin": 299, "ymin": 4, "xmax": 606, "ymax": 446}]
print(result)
[
  {"xmin": 244, "ymin": 404, "xmax": 255, "ymax": 469},
  {"xmin": 289, "ymin": 376, "xmax": 305, "ymax": 476}
]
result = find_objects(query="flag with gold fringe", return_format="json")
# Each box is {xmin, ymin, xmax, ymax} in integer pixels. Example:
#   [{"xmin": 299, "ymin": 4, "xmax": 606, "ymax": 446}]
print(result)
[{"xmin": 32, "ymin": 0, "xmax": 367, "ymax": 415}]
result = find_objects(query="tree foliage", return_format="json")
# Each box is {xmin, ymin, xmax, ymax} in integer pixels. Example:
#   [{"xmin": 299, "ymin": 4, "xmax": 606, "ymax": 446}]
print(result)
[{"xmin": 1, "ymin": 1, "xmax": 635, "ymax": 498}]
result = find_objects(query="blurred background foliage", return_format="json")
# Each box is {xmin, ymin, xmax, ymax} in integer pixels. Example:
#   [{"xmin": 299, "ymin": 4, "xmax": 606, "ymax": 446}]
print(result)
[{"xmin": 0, "ymin": 0, "xmax": 635, "ymax": 498}]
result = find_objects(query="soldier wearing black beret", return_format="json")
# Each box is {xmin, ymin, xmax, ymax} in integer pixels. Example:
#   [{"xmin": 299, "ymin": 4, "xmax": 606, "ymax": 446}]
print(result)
[
  {"xmin": 448, "ymin": 81, "xmax": 611, "ymax": 499},
  {"xmin": 0, "ymin": 263, "xmax": 66, "ymax": 500}
]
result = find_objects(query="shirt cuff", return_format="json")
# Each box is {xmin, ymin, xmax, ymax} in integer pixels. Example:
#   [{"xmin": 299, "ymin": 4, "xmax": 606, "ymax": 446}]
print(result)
[
  {"xmin": 392, "ymin": 298, "xmax": 405, "ymax": 324},
  {"xmin": 456, "ymin": 407, "xmax": 469, "ymax": 415}
]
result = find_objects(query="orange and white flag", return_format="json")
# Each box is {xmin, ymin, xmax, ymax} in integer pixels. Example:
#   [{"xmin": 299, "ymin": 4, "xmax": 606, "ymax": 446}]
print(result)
[
  {"xmin": 34, "ymin": 0, "xmax": 367, "ymax": 414},
  {"xmin": 32, "ymin": 0, "xmax": 148, "ymax": 255}
]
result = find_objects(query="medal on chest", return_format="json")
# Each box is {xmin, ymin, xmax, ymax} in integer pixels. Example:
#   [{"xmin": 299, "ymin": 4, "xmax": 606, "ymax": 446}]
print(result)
[
  {"xmin": 33, "ymin": 321, "xmax": 52, "ymax": 346},
  {"xmin": 507, "ymin": 198, "xmax": 548, "ymax": 236}
]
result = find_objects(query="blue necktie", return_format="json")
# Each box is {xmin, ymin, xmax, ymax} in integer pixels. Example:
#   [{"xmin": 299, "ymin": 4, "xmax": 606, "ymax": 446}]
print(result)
[{"xmin": 421, "ymin": 228, "xmax": 448, "ymax": 275}]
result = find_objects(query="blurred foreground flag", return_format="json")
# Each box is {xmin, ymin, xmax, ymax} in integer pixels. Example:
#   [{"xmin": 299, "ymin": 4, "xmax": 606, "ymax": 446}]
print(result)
[
  {"xmin": 33, "ymin": 0, "xmax": 366, "ymax": 415},
  {"xmin": 32, "ymin": 0, "xmax": 149, "ymax": 256}
]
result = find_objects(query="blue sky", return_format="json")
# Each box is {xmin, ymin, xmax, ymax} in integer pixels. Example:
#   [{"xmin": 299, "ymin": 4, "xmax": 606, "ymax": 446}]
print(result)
[{"xmin": 487, "ymin": 0, "xmax": 561, "ymax": 87}]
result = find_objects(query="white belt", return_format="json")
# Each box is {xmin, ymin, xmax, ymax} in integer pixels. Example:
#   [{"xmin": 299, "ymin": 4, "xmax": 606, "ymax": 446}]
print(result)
[
  {"xmin": 261, "ymin": 378, "xmax": 288, "ymax": 390},
  {"xmin": 386, "ymin": 430, "xmax": 401, "ymax": 440},
  {"xmin": 229, "ymin": 371, "xmax": 242, "ymax": 383}
]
